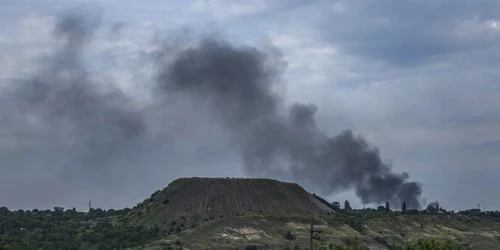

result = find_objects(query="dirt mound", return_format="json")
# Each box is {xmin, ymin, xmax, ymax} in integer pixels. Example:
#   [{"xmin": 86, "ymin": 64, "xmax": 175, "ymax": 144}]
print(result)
[{"xmin": 126, "ymin": 177, "xmax": 332, "ymax": 230}]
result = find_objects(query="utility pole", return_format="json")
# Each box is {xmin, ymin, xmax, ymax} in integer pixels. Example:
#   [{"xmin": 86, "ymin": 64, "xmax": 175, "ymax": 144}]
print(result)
[{"xmin": 309, "ymin": 218, "xmax": 322, "ymax": 250}]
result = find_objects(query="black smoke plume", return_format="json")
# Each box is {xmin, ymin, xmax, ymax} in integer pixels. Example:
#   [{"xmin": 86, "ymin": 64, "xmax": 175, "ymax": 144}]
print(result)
[{"xmin": 155, "ymin": 37, "xmax": 424, "ymax": 207}]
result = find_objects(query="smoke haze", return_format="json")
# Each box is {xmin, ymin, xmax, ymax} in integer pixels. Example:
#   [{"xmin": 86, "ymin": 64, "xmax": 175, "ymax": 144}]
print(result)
[
  {"xmin": 1, "ymin": 10, "xmax": 146, "ymax": 179},
  {"xmin": 0, "ymin": 10, "xmax": 423, "ymax": 209}
]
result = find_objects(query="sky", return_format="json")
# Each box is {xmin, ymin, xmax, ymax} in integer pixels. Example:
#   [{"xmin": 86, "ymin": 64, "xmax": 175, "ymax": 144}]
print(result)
[{"xmin": 1, "ymin": 0, "xmax": 500, "ymax": 212}]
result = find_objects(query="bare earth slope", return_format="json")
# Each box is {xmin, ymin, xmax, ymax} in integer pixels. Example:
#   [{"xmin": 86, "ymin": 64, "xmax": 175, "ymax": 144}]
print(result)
[
  {"xmin": 140, "ymin": 214, "xmax": 500, "ymax": 250},
  {"xmin": 124, "ymin": 177, "xmax": 332, "ymax": 230}
]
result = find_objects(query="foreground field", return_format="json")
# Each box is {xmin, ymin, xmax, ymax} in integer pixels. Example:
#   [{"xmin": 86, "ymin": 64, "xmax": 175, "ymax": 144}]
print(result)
[{"xmin": 139, "ymin": 212, "xmax": 500, "ymax": 250}]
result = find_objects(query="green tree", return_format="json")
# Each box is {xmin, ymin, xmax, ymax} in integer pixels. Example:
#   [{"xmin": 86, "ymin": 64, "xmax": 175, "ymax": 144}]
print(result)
[
  {"xmin": 53, "ymin": 207, "xmax": 64, "ymax": 215},
  {"xmin": 332, "ymin": 202, "xmax": 341, "ymax": 211},
  {"xmin": 0, "ymin": 207, "xmax": 9, "ymax": 215},
  {"xmin": 344, "ymin": 200, "xmax": 351, "ymax": 210},
  {"xmin": 385, "ymin": 202, "xmax": 390, "ymax": 213}
]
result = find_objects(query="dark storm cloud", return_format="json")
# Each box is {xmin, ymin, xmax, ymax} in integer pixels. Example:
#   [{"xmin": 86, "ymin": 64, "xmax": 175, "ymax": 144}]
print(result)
[
  {"xmin": 156, "ymin": 36, "xmax": 423, "ymax": 207},
  {"xmin": 319, "ymin": 0, "xmax": 500, "ymax": 66}
]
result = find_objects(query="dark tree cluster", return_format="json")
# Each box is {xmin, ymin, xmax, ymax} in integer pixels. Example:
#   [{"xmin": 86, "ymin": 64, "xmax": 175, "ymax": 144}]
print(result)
[
  {"xmin": 321, "ymin": 198, "xmax": 500, "ymax": 219},
  {"xmin": 0, "ymin": 206, "xmax": 156, "ymax": 250},
  {"xmin": 317, "ymin": 198, "xmax": 500, "ymax": 236}
]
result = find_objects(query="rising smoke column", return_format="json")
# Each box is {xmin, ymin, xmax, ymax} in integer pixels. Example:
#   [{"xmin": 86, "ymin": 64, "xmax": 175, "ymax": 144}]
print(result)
[{"xmin": 155, "ymin": 37, "xmax": 423, "ymax": 208}]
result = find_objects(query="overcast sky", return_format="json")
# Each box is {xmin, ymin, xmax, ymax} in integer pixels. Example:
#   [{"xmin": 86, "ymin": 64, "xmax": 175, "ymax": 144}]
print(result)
[{"xmin": 1, "ymin": 0, "xmax": 500, "ymax": 212}]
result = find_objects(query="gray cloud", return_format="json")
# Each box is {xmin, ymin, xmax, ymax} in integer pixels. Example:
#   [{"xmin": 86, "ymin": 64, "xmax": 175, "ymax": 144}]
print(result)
[
  {"xmin": 3, "ymin": 0, "xmax": 500, "ymax": 211},
  {"xmin": 0, "ymin": 9, "xmax": 247, "ymax": 210},
  {"xmin": 0, "ymin": 9, "xmax": 154, "ymax": 208},
  {"xmin": 316, "ymin": 0, "xmax": 500, "ymax": 66},
  {"xmin": 2, "ymin": 9, "xmax": 145, "ymax": 167},
  {"xmin": 107, "ymin": 22, "xmax": 126, "ymax": 42},
  {"xmin": 0, "ymin": 5, "xmax": 434, "ymax": 209},
  {"xmin": 168, "ymin": 0, "xmax": 500, "ymax": 210}
]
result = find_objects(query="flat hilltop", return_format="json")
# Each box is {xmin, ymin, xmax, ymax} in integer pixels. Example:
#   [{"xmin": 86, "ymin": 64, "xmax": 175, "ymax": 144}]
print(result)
[{"xmin": 124, "ymin": 177, "xmax": 333, "ymax": 230}]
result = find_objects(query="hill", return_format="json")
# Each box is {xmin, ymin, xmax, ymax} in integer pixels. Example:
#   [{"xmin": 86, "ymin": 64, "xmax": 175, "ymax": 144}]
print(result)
[
  {"xmin": 122, "ymin": 177, "xmax": 333, "ymax": 232},
  {"xmin": 121, "ymin": 178, "xmax": 500, "ymax": 249}
]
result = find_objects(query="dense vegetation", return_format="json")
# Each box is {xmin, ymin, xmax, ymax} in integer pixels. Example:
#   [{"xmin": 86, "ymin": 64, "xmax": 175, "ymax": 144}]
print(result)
[
  {"xmin": 0, "ymin": 207, "xmax": 156, "ymax": 250},
  {"xmin": 313, "ymin": 196, "xmax": 500, "ymax": 227}
]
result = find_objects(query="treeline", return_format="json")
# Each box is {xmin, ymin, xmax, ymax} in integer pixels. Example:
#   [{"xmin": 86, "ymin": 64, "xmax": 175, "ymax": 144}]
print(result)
[
  {"xmin": 0, "ymin": 206, "xmax": 156, "ymax": 250},
  {"xmin": 0, "ymin": 206, "xmax": 130, "ymax": 218},
  {"xmin": 311, "ymin": 195, "xmax": 500, "ymax": 218},
  {"xmin": 310, "ymin": 195, "xmax": 500, "ymax": 242}
]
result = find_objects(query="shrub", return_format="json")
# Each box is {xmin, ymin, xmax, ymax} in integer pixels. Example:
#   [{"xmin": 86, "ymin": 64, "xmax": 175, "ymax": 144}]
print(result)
[{"xmin": 284, "ymin": 231, "xmax": 295, "ymax": 240}]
